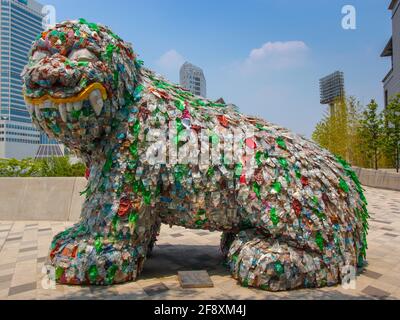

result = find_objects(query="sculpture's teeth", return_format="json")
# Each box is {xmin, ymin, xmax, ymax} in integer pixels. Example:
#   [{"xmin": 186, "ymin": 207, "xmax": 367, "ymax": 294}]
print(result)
[
  {"xmin": 73, "ymin": 101, "xmax": 83, "ymax": 111},
  {"xmin": 43, "ymin": 100, "xmax": 52, "ymax": 109},
  {"xmin": 59, "ymin": 103, "xmax": 67, "ymax": 122},
  {"xmin": 26, "ymin": 104, "xmax": 34, "ymax": 116},
  {"xmin": 35, "ymin": 104, "xmax": 43, "ymax": 121},
  {"xmin": 66, "ymin": 102, "xmax": 73, "ymax": 112},
  {"xmin": 89, "ymin": 89, "xmax": 104, "ymax": 116}
]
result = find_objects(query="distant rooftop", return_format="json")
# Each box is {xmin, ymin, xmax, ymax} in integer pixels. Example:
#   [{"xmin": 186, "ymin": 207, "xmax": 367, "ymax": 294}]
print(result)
[
  {"xmin": 389, "ymin": 0, "xmax": 398, "ymax": 10},
  {"xmin": 381, "ymin": 38, "xmax": 393, "ymax": 57},
  {"xmin": 180, "ymin": 62, "xmax": 204, "ymax": 72}
]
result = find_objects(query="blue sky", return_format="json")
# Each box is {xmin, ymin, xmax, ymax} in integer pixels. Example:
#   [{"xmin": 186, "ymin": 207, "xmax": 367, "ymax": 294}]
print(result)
[{"xmin": 44, "ymin": 0, "xmax": 392, "ymax": 137}]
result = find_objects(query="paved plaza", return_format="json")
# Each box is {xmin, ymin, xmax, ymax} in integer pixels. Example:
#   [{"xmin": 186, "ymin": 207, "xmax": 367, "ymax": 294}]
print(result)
[{"xmin": 0, "ymin": 186, "xmax": 400, "ymax": 300}]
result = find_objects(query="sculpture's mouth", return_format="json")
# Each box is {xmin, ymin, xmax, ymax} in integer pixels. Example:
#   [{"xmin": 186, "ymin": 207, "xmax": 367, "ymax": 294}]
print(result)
[{"xmin": 23, "ymin": 82, "xmax": 108, "ymax": 122}]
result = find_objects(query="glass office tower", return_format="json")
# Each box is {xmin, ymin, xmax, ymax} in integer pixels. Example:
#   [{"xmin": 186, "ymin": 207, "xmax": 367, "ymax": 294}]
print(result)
[{"xmin": 0, "ymin": 0, "xmax": 55, "ymax": 159}]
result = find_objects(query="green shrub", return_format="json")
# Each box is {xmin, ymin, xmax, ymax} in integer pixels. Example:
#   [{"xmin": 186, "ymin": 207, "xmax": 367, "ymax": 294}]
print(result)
[{"xmin": 0, "ymin": 157, "xmax": 86, "ymax": 177}]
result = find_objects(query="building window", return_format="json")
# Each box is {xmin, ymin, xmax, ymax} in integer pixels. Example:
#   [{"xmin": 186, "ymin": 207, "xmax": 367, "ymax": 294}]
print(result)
[{"xmin": 385, "ymin": 90, "xmax": 388, "ymax": 108}]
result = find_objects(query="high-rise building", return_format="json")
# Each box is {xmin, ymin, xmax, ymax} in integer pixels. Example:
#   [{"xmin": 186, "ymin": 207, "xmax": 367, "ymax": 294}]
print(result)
[
  {"xmin": 0, "ymin": 0, "xmax": 63, "ymax": 160},
  {"xmin": 319, "ymin": 71, "xmax": 345, "ymax": 115},
  {"xmin": 179, "ymin": 62, "xmax": 207, "ymax": 97},
  {"xmin": 319, "ymin": 71, "xmax": 345, "ymax": 105},
  {"xmin": 381, "ymin": 0, "xmax": 400, "ymax": 107},
  {"xmin": 0, "ymin": 0, "xmax": 44, "ymax": 159}
]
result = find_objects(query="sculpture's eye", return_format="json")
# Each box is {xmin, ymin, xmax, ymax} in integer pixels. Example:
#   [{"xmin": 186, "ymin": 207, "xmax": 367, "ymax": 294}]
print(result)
[
  {"xmin": 31, "ymin": 50, "xmax": 50, "ymax": 62},
  {"xmin": 68, "ymin": 48, "xmax": 98, "ymax": 62}
]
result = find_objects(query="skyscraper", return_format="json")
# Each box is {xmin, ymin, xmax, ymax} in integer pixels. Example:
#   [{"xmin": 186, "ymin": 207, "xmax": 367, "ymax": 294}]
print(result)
[
  {"xmin": 179, "ymin": 62, "xmax": 207, "ymax": 97},
  {"xmin": 0, "ymin": 0, "xmax": 44, "ymax": 159}
]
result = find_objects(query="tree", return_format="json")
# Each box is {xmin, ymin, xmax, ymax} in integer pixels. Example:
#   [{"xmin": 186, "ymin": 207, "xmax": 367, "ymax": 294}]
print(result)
[
  {"xmin": 312, "ymin": 98, "xmax": 346, "ymax": 158},
  {"xmin": 346, "ymin": 97, "xmax": 364, "ymax": 166},
  {"xmin": 312, "ymin": 97, "xmax": 363, "ymax": 165},
  {"xmin": 358, "ymin": 100, "xmax": 383, "ymax": 170},
  {"xmin": 383, "ymin": 94, "xmax": 400, "ymax": 172}
]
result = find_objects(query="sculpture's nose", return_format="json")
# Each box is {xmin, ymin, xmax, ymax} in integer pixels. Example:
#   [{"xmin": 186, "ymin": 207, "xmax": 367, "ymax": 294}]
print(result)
[{"xmin": 24, "ymin": 54, "xmax": 82, "ymax": 90}]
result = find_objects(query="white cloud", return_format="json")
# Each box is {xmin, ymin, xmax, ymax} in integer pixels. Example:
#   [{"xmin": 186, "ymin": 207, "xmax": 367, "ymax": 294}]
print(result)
[
  {"xmin": 156, "ymin": 49, "xmax": 185, "ymax": 72},
  {"xmin": 211, "ymin": 40, "xmax": 314, "ymax": 136},
  {"xmin": 242, "ymin": 41, "xmax": 310, "ymax": 72},
  {"xmin": 249, "ymin": 41, "xmax": 308, "ymax": 61}
]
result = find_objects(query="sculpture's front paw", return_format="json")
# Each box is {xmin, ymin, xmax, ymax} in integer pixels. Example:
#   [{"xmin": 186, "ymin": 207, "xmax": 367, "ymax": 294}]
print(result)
[{"xmin": 47, "ymin": 224, "xmax": 146, "ymax": 285}]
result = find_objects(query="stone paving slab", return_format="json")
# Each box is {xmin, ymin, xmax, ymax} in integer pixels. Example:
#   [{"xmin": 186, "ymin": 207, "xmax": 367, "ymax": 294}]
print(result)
[{"xmin": 0, "ymin": 186, "xmax": 399, "ymax": 300}]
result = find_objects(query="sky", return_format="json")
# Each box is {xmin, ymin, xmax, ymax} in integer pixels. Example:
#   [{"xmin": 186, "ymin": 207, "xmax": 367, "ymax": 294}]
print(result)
[{"xmin": 44, "ymin": 0, "xmax": 392, "ymax": 137}]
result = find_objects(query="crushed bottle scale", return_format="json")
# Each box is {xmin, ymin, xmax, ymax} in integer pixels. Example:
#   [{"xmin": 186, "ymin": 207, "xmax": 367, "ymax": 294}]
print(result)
[{"xmin": 21, "ymin": 19, "xmax": 369, "ymax": 291}]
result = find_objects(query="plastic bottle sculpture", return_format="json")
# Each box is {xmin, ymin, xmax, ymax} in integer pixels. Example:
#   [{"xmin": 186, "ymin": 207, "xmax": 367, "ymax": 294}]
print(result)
[{"xmin": 22, "ymin": 19, "xmax": 369, "ymax": 291}]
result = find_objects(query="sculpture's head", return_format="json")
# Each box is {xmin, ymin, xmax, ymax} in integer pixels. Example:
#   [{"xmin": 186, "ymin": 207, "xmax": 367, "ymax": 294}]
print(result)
[{"xmin": 22, "ymin": 19, "xmax": 142, "ymax": 153}]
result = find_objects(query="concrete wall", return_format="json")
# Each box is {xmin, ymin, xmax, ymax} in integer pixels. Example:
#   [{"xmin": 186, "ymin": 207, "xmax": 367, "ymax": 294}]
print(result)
[
  {"xmin": 0, "ymin": 171, "xmax": 398, "ymax": 222},
  {"xmin": 0, "ymin": 177, "xmax": 87, "ymax": 221},
  {"xmin": 354, "ymin": 167, "xmax": 400, "ymax": 191}
]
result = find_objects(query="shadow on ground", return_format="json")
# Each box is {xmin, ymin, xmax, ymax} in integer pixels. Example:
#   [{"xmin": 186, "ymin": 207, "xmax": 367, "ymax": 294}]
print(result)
[
  {"xmin": 141, "ymin": 244, "xmax": 229, "ymax": 279},
  {"xmin": 58, "ymin": 244, "xmax": 379, "ymax": 300}
]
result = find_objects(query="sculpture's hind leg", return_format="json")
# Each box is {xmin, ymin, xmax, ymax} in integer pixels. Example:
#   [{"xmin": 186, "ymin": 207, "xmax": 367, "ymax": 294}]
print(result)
[
  {"xmin": 221, "ymin": 231, "xmax": 237, "ymax": 259},
  {"xmin": 147, "ymin": 216, "xmax": 161, "ymax": 257},
  {"xmin": 225, "ymin": 230, "xmax": 343, "ymax": 291}
]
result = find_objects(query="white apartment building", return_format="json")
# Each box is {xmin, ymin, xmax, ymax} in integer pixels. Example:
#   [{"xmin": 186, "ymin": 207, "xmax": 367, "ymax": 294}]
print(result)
[
  {"xmin": 179, "ymin": 62, "xmax": 207, "ymax": 98},
  {"xmin": 382, "ymin": 0, "xmax": 400, "ymax": 107}
]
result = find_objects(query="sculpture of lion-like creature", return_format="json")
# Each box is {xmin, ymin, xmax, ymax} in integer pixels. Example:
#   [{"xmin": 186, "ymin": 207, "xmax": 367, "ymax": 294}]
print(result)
[{"xmin": 22, "ymin": 19, "xmax": 369, "ymax": 291}]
